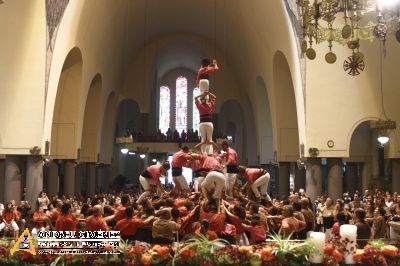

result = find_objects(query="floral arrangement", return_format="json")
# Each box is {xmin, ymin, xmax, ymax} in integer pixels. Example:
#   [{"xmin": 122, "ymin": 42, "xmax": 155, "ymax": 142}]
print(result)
[
  {"xmin": 0, "ymin": 236, "xmax": 399, "ymax": 265},
  {"xmin": 352, "ymin": 240, "xmax": 400, "ymax": 266}
]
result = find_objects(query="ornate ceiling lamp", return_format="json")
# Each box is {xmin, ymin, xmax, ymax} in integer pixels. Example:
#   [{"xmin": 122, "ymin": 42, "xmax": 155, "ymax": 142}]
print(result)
[
  {"xmin": 370, "ymin": 41, "xmax": 396, "ymax": 145},
  {"xmin": 297, "ymin": 0, "xmax": 400, "ymax": 76}
]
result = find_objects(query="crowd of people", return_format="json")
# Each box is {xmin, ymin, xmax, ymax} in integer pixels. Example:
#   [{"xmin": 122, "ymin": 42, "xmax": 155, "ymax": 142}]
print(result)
[{"xmin": 0, "ymin": 179, "xmax": 399, "ymax": 249}]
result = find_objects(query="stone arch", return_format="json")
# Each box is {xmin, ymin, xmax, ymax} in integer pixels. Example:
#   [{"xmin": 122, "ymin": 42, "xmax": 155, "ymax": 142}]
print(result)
[
  {"xmin": 347, "ymin": 119, "xmax": 379, "ymax": 193},
  {"xmin": 80, "ymin": 74, "xmax": 102, "ymax": 162},
  {"xmin": 219, "ymin": 100, "xmax": 245, "ymax": 164},
  {"xmin": 272, "ymin": 51, "xmax": 299, "ymax": 161},
  {"xmin": 347, "ymin": 117, "xmax": 379, "ymax": 155},
  {"xmin": 50, "ymin": 47, "xmax": 83, "ymax": 159},
  {"xmin": 116, "ymin": 99, "xmax": 142, "ymax": 135},
  {"xmin": 255, "ymin": 76, "xmax": 274, "ymax": 163},
  {"xmin": 98, "ymin": 91, "xmax": 117, "ymax": 164}
]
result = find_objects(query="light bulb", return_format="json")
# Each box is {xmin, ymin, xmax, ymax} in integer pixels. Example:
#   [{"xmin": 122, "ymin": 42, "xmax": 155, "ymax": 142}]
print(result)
[
  {"xmin": 140, "ymin": 154, "xmax": 146, "ymax": 159},
  {"xmin": 152, "ymin": 159, "xmax": 157, "ymax": 163},
  {"xmin": 121, "ymin": 148, "xmax": 129, "ymax": 154},
  {"xmin": 128, "ymin": 152, "xmax": 135, "ymax": 155},
  {"xmin": 377, "ymin": 135, "xmax": 390, "ymax": 145}
]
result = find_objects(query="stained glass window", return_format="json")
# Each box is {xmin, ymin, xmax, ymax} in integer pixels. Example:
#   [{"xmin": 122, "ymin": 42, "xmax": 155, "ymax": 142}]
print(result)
[
  {"xmin": 193, "ymin": 87, "xmax": 200, "ymax": 131},
  {"xmin": 175, "ymin": 77, "xmax": 187, "ymax": 133},
  {"xmin": 159, "ymin": 86, "xmax": 170, "ymax": 134}
]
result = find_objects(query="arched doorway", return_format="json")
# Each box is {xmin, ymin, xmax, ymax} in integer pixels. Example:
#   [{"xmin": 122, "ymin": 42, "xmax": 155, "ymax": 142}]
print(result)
[
  {"xmin": 219, "ymin": 100, "xmax": 244, "ymax": 163},
  {"xmin": 50, "ymin": 47, "xmax": 83, "ymax": 159}
]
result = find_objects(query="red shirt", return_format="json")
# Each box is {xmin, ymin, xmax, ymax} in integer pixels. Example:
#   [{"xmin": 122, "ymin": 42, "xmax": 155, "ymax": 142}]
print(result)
[
  {"xmin": 196, "ymin": 65, "xmax": 219, "ymax": 85},
  {"xmin": 146, "ymin": 165, "xmax": 165, "ymax": 184},
  {"xmin": 55, "ymin": 214, "xmax": 77, "ymax": 231},
  {"xmin": 85, "ymin": 215, "xmax": 109, "ymax": 231},
  {"xmin": 222, "ymin": 148, "xmax": 238, "ymax": 166},
  {"xmin": 195, "ymin": 97, "xmax": 216, "ymax": 116},
  {"xmin": 243, "ymin": 224, "xmax": 266, "ymax": 243},
  {"xmin": 2, "ymin": 211, "xmax": 16, "ymax": 224},
  {"xmin": 33, "ymin": 212, "xmax": 46, "ymax": 228},
  {"xmin": 200, "ymin": 211, "xmax": 226, "ymax": 234},
  {"xmin": 229, "ymin": 215, "xmax": 245, "ymax": 235},
  {"xmin": 245, "ymin": 168, "xmax": 264, "ymax": 184},
  {"xmin": 114, "ymin": 206, "xmax": 127, "ymax": 222},
  {"xmin": 114, "ymin": 218, "xmax": 144, "ymax": 237},
  {"xmin": 172, "ymin": 151, "xmax": 191, "ymax": 168},
  {"xmin": 199, "ymin": 155, "xmax": 222, "ymax": 171}
]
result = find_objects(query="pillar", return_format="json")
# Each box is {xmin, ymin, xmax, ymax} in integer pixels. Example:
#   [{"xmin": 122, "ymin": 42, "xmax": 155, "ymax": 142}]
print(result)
[
  {"xmin": 346, "ymin": 162, "xmax": 358, "ymax": 194},
  {"xmin": 5, "ymin": 155, "xmax": 22, "ymax": 203},
  {"xmin": 26, "ymin": 156, "xmax": 43, "ymax": 208},
  {"xmin": 392, "ymin": 159, "xmax": 400, "ymax": 193},
  {"xmin": 97, "ymin": 164, "xmax": 110, "ymax": 191},
  {"xmin": 278, "ymin": 162, "xmax": 290, "ymax": 199},
  {"xmin": 0, "ymin": 160, "xmax": 5, "ymax": 203},
  {"xmin": 294, "ymin": 166, "xmax": 306, "ymax": 192},
  {"xmin": 47, "ymin": 161, "xmax": 59, "ymax": 198},
  {"xmin": 63, "ymin": 160, "xmax": 75, "ymax": 196},
  {"xmin": 75, "ymin": 163, "xmax": 83, "ymax": 196},
  {"xmin": 361, "ymin": 161, "xmax": 372, "ymax": 191},
  {"xmin": 305, "ymin": 158, "xmax": 322, "ymax": 201},
  {"xmin": 87, "ymin": 163, "xmax": 96, "ymax": 196},
  {"xmin": 327, "ymin": 158, "xmax": 343, "ymax": 200}
]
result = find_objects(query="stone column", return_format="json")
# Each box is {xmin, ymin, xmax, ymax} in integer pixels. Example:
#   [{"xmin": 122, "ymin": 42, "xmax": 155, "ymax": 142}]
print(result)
[
  {"xmin": 47, "ymin": 161, "xmax": 59, "ymax": 198},
  {"xmin": 361, "ymin": 161, "xmax": 372, "ymax": 192},
  {"xmin": 97, "ymin": 164, "xmax": 110, "ymax": 191},
  {"xmin": 327, "ymin": 158, "xmax": 343, "ymax": 200},
  {"xmin": 306, "ymin": 158, "xmax": 322, "ymax": 201},
  {"xmin": 392, "ymin": 159, "xmax": 400, "ymax": 193},
  {"xmin": 63, "ymin": 160, "xmax": 76, "ymax": 196},
  {"xmin": 0, "ymin": 160, "xmax": 5, "ymax": 203},
  {"xmin": 294, "ymin": 167, "xmax": 306, "ymax": 192},
  {"xmin": 278, "ymin": 162, "xmax": 290, "ymax": 199},
  {"xmin": 346, "ymin": 162, "xmax": 358, "ymax": 194},
  {"xmin": 87, "ymin": 163, "xmax": 96, "ymax": 196},
  {"xmin": 26, "ymin": 156, "xmax": 43, "ymax": 208},
  {"xmin": 75, "ymin": 163, "xmax": 83, "ymax": 196},
  {"xmin": 5, "ymin": 156, "xmax": 22, "ymax": 203}
]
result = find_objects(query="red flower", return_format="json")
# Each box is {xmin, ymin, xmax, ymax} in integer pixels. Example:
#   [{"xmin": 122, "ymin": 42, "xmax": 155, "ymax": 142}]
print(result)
[
  {"xmin": 381, "ymin": 245, "xmax": 398, "ymax": 258},
  {"xmin": 324, "ymin": 244, "xmax": 334, "ymax": 255},
  {"xmin": 331, "ymin": 249, "xmax": 344, "ymax": 262},
  {"xmin": 260, "ymin": 246, "xmax": 275, "ymax": 262}
]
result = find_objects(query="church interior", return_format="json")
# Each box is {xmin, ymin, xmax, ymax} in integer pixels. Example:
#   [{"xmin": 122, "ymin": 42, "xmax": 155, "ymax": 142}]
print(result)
[{"xmin": 1, "ymin": 0, "xmax": 400, "ymax": 264}]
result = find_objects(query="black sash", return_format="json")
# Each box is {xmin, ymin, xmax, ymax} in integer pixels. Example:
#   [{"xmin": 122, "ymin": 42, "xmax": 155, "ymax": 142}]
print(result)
[
  {"xmin": 226, "ymin": 165, "xmax": 238, "ymax": 174},
  {"xmin": 172, "ymin": 167, "xmax": 183, "ymax": 177},
  {"xmin": 141, "ymin": 170, "xmax": 151, "ymax": 179}
]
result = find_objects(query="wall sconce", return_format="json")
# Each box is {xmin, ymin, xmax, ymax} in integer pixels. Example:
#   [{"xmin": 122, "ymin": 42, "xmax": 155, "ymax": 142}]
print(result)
[
  {"xmin": 45, "ymin": 140, "xmax": 50, "ymax": 156},
  {"xmin": 29, "ymin": 146, "xmax": 41, "ymax": 155},
  {"xmin": 308, "ymin": 147, "xmax": 320, "ymax": 157}
]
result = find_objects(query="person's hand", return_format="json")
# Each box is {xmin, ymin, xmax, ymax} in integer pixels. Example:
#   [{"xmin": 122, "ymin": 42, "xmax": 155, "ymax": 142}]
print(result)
[{"xmin": 212, "ymin": 59, "xmax": 217, "ymax": 65}]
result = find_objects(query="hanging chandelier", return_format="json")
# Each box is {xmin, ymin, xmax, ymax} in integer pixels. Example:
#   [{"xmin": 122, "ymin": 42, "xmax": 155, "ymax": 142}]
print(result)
[{"xmin": 296, "ymin": 0, "xmax": 400, "ymax": 75}]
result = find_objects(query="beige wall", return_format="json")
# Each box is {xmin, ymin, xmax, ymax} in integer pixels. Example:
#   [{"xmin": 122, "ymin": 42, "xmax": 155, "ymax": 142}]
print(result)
[{"xmin": 0, "ymin": 1, "xmax": 46, "ymax": 154}]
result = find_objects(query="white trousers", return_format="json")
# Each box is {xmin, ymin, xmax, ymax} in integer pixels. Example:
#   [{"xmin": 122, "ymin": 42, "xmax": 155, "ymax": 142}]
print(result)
[
  {"xmin": 137, "ymin": 175, "xmax": 158, "ymax": 204},
  {"xmin": 199, "ymin": 79, "xmax": 209, "ymax": 100},
  {"xmin": 199, "ymin": 122, "xmax": 213, "ymax": 142},
  {"xmin": 225, "ymin": 173, "xmax": 237, "ymax": 197},
  {"xmin": 201, "ymin": 171, "xmax": 225, "ymax": 199},
  {"xmin": 194, "ymin": 176, "xmax": 205, "ymax": 193},
  {"xmin": 199, "ymin": 122, "xmax": 213, "ymax": 154},
  {"xmin": 251, "ymin": 173, "xmax": 271, "ymax": 200},
  {"xmin": 0, "ymin": 221, "xmax": 19, "ymax": 231},
  {"xmin": 32, "ymin": 227, "xmax": 45, "ymax": 237},
  {"xmin": 235, "ymin": 232, "xmax": 249, "ymax": 246},
  {"xmin": 173, "ymin": 175, "xmax": 189, "ymax": 191}
]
